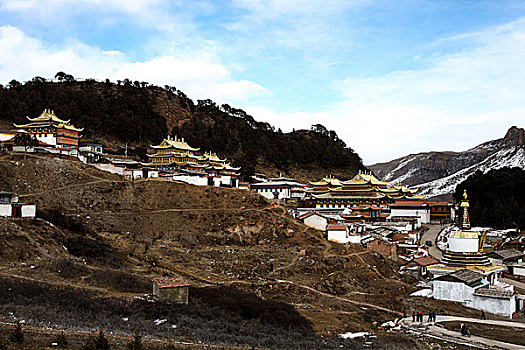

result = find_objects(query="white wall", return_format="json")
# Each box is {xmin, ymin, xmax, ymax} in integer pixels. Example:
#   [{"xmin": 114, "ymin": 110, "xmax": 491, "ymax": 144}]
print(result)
[
  {"xmin": 449, "ymin": 237, "xmax": 479, "ymax": 253},
  {"xmin": 173, "ymin": 175, "xmax": 208, "ymax": 186},
  {"xmin": 327, "ymin": 230, "xmax": 349, "ymax": 243},
  {"xmin": 21, "ymin": 204, "xmax": 36, "ymax": 218},
  {"xmin": 303, "ymin": 214, "xmax": 328, "ymax": 231},
  {"xmin": 34, "ymin": 133, "xmax": 56, "ymax": 146},
  {"xmin": 0, "ymin": 204, "xmax": 11, "ymax": 216},
  {"xmin": 347, "ymin": 234, "xmax": 362, "ymax": 244},
  {"xmin": 513, "ymin": 266, "xmax": 525, "ymax": 277},
  {"xmin": 470, "ymin": 293, "xmax": 516, "ymax": 318},
  {"xmin": 256, "ymin": 188, "xmax": 290, "ymax": 200},
  {"xmin": 433, "ymin": 280, "xmax": 482, "ymax": 302},
  {"xmin": 93, "ymin": 163, "xmax": 126, "ymax": 176},
  {"xmin": 390, "ymin": 208, "xmax": 430, "ymax": 224},
  {"xmin": 0, "ymin": 134, "xmax": 15, "ymax": 142}
]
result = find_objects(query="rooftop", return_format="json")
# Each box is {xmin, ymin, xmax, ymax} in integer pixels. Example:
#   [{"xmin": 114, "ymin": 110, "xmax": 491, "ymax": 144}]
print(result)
[
  {"xmin": 326, "ymin": 224, "xmax": 348, "ymax": 231},
  {"xmin": 489, "ymin": 248, "xmax": 525, "ymax": 260},
  {"xmin": 153, "ymin": 277, "xmax": 190, "ymax": 288},
  {"xmin": 474, "ymin": 288, "xmax": 514, "ymax": 299}
]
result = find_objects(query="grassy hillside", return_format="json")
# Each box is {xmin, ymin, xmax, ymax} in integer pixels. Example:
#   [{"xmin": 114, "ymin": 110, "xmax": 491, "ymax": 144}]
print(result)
[{"xmin": 0, "ymin": 76, "xmax": 364, "ymax": 179}]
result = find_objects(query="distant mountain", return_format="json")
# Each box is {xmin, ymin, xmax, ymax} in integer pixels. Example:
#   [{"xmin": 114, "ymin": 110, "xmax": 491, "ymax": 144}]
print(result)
[
  {"xmin": 369, "ymin": 126, "xmax": 525, "ymax": 197},
  {"xmin": 0, "ymin": 76, "xmax": 364, "ymax": 179}
]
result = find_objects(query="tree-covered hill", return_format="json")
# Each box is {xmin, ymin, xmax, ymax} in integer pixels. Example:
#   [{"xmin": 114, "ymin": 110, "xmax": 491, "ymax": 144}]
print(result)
[
  {"xmin": 0, "ymin": 75, "xmax": 364, "ymax": 179},
  {"xmin": 454, "ymin": 167, "xmax": 525, "ymax": 229}
]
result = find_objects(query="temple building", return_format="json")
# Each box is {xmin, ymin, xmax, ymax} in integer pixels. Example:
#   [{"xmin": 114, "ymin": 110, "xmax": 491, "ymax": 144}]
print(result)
[
  {"xmin": 304, "ymin": 171, "xmax": 421, "ymax": 210},
  {"xmin": 427, "ymin": 190, "xmax": 505, "ymax": 281},
  {"xmin": 144, "ymin": 136, "xmax": 240, "ymax": 187},
  {"xmin": 145, "ymin": 136, "xmax": 240, "ymax": 175},
  {"xmin": 14, "ymin": 109, "xmax": 83, "ymax": 147},
  {"xmin": 250, "ymin": 177, "xmax": 306, "ymax": 201}
]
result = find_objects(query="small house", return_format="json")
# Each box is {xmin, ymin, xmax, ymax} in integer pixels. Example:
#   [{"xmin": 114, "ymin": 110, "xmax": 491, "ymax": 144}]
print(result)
[
  {"xmin": 0, "ymin": 191, "xmax": 36, "ymax": 218},
  {"xmin": 399, "ymin": 256, "xmax": 438, "ymax": 277},
  {"xmin": 152, "ymin": 277, "xmax": 190, "ymax": 304}
]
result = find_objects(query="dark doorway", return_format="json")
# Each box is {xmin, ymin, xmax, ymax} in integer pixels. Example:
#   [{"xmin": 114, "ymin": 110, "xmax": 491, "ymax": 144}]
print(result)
[{"xmin": 12, "ymin": 204, "xmax": 21, "ymax": 218}]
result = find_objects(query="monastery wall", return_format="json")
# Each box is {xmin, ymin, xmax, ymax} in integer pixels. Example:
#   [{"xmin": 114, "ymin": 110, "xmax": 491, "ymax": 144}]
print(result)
[
  {"xmin": 21, "ymin": 204, "xmax": 36, "ymax": 218},
  {"xmin": 470, "ymin": 294, "xmax": 516, "ymax": 318},
  {"xmin": 433, "ymin": 280, "xmax": 478, "ymax": 302},
  {"xmin": 0, "ymin": 204, "xmax": 11, "ymax": 216}
]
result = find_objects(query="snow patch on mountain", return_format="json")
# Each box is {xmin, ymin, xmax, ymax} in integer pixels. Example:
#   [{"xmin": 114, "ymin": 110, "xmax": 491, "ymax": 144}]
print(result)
[{"xmin": 417, "ymin": 147, "xmax": 525, "ymax": 197}]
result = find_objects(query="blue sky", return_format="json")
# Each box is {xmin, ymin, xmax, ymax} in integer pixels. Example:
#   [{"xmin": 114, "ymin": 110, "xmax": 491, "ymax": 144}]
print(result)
[{"xmin": 1, "ymin": 0, "xmax": 525, "ymax": 164}]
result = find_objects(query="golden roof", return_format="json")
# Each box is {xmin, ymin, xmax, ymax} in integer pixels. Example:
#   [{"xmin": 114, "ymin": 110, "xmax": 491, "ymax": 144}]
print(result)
[
  {"xmin": 353, "ymin": 171, "xmax": 391, "ymax": 186},
  {"xmin": 449, "ymin": 231, "xmax": 479, "ymax": 239},
  {"xmin": 309, "ymin": 176, "xmax": 343, "ymax": 187},
  {"xmin": 204, "ymin": 152, "xmax": 226, "ymax": 162},
  {"xmin": 151, "ymin": 136, "xmax": 200, "ymax": 152},
  {"xmin": 28, "ymin": 109, "xmax": 70, "ymax": 124},
  {"xmin": 15, "ymin": 109, "xmax": 83, "ymax": 132}
]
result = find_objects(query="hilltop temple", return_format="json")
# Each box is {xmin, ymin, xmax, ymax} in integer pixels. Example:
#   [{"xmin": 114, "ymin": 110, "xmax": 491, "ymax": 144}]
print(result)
[
  {"xmin": 144, "ymin": 136, "xmax": 240, "ymax": 176},
  {"xmin": 304, "ymin": 171, "xmax": 421, "ymax": 209},
  {"xmin": 14, "ymin": 109, "xmax": 83, "ymax": 147}
]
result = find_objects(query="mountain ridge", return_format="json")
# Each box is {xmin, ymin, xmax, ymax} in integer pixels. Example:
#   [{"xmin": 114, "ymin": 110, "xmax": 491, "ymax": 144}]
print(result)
[{"xmin": 369, "ymin": 126, "xmax": 525, "ymax": 197}]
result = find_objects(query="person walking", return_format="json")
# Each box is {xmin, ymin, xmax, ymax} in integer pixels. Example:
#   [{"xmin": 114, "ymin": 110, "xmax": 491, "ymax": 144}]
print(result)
[
  {"xmin": 403, "ymin": 307, "xmax": 407, "ymax": 319},
  {"xmin": 427, "ymin": 311, "xmax": 432, "ymax": 322},
  {"xmin": 481, "ymin": 310, "xmax": 486, "ymax": 320},
  {"xmin": 412, "ymin": 311, "xmax": 416, "ymax": 322}
]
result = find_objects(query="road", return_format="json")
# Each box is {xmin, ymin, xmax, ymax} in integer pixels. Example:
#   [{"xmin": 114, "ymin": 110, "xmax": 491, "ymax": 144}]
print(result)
[
  {"xmin": 401, "ymin": 316, "xmax": 525, "ymax": 350},
  {"xmin": 420, "ymin": 224, "xmax": 447, "ymax": 259}
]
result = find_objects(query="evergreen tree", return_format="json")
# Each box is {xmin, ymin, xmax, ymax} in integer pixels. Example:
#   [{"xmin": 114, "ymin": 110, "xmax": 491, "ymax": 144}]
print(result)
[
  {"xmin": 9, "ymin": 322, "xmax": 24, "ymax": 349},
  {"xmin": 127, "ymin": 331, "xmax": 144, "ymax": 350},
  {"xmin": 53, "ymin": 331, "xmax": 68, "ymax": 349}
]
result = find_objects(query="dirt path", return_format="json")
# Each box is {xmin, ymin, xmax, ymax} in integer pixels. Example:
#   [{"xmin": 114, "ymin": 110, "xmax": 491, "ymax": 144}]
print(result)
[
  {"xmin": 18, "ymin": 179, "xmax": 125, "ymax": 198},
  {"xmin": 402, "ymin": 317, "xmax": 525, "ymax": 350}
]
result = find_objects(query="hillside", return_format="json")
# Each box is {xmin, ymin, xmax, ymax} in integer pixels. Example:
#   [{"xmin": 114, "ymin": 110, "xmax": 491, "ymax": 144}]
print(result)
[
  {"xmin": 0, "ymin": 153, "xmax": 482, "ymax": 349},
  {"xmin": 0, "ymin": 77, "xmax": 364, "ymax": 180},
  {"xmin": 369, "ymin": 126, "xmax": 525, "ymax": 197}
]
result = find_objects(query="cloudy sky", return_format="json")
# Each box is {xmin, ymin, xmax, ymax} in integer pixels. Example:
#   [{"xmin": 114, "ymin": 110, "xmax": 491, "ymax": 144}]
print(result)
[{"xmin": 1, "ymin": 1, "xmax": 524, "ymax": 164}]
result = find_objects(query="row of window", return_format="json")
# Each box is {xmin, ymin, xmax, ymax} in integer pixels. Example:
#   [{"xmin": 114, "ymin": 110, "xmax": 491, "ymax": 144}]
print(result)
[{"xmin": 258, "ymin": 188, "xmax": 288, "ymax": 193}]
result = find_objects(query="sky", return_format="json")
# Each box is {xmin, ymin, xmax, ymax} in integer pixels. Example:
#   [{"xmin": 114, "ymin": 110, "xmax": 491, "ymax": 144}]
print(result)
[{"xmin": 1, "ymin": 0, "xmax": 525, "ymax": 164}]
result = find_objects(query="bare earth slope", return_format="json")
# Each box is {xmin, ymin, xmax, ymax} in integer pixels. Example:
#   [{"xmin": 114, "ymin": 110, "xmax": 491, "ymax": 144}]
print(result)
[{"xmin": 0, "ymin": 153, "xmax": 484, "ymax": 349}]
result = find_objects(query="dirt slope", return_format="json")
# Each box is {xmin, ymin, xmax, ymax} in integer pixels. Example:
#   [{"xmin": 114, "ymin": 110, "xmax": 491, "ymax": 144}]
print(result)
[{"xmin": 0, "ymin": 153, "xmax": 483, "ymax": 349}]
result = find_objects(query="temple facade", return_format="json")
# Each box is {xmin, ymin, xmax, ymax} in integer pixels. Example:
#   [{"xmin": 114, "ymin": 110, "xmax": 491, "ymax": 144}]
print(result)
[
  {"xmin": 145, "ymin": 136, "xmax": 240, "ymax": 176},
  {"xmin": 304, "ymin": 171, "xmax": 421, "ymax": 209},
  {"xmin": 14, "ymin": 109, "xmax": 83, "ymax": 147}
]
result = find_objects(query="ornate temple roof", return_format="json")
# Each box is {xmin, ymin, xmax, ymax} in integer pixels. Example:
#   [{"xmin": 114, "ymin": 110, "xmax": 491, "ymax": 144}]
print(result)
[
  {"xmin": 14, "ymin": 109, "xmax": 83, "ymax": 132},
  {"xmin": 150, "ymin": 136, "xmax": 200, "ymax": 152},
  {"xmin": 28, "ymin": 109, "xmax": 70, "ymax": 124}
]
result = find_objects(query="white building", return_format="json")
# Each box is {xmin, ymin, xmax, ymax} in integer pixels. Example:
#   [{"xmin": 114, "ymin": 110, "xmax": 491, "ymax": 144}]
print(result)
[
  {"xmin": 327, "ymin": 224, "xmax": 362, "ymax": 244},
  {"xmin": 433, "ymin": 269, "xmax": 518, "ymax": 318},
  {"xmin": 388, "ymin": 201, "xmax": 430, "ymax": 225},
  {"xmin": 250, "ymin": 178, "xmax": 306, "ymax": 200},
  {"xmin": 0, "ymin": 191, "xmax": 36, "ymax": 218}
]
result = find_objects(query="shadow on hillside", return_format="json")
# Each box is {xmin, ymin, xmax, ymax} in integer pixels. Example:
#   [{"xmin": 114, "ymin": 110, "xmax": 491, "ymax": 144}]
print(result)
[{"xmin": 0, "ymin": 277, "xmax": 350, "ymax": 349}]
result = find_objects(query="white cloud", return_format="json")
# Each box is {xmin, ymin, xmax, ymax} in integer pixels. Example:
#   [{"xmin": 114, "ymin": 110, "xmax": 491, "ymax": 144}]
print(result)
[
  {"xmin": 243, "ymin": 18, "xmax": 525, "ymax": 164},
  {"xmin": 0, "ymin": 25, "xmax": 265, "ymax": 103}
]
